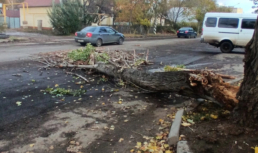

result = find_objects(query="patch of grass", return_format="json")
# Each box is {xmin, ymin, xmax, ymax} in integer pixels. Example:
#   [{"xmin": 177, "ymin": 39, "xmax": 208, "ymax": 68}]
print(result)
[
  {"xmin": 164, "ymin": 65, "xmax": 186, "ymax": 72},
  {"xmin": 45, "ymin": 87, "xmax": 86, "ymax": 97}
]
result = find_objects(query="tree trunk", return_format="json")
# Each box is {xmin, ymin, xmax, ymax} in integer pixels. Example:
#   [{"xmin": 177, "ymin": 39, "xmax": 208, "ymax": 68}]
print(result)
[
  {"xmin": 236, "ymin": 16, "xmax": 258, "ymax": 127},
  {"xmin": 66, "ymin": 63, "xmax": 239, "ymax": 109}
]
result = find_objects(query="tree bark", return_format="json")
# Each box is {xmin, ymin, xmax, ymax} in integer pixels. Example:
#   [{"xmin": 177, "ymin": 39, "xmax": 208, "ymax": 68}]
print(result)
[{"xmin": 236, "ymin": 16, "xmax": 258, "ymax": 127}]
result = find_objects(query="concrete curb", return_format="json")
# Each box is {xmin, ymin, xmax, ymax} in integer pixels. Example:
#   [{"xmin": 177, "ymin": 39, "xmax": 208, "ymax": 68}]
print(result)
[{"xmin": 168, "ymin": 109, "xmax": 184, "ymax": 146}]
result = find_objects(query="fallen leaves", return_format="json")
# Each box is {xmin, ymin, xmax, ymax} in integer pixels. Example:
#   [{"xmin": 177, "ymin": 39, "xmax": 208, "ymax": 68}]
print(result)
[
  {"xmin": 118, "ymin": 138, "xmax": 124, "ymax": 142},
  {"xmin": 16, "ymin": 101, "xmax": 22, "ymax": 106}
]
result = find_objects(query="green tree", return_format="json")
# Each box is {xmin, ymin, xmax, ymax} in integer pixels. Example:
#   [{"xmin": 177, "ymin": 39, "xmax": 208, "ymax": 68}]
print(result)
[{"xmin": 48, "ymin": 0, "xmax": 98, "ymax": 35}]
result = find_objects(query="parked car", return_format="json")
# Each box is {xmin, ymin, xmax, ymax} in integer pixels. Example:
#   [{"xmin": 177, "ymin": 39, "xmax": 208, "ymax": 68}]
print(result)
[
  {"xmin": 201, "ymin": 12, "xmax": 257, "ymax": 53},
  {"xmin": 74, "ymin": 26, "xmax": 125, "ymax": 47},
  {"xmin": 177, "ymin": 27, "xmax": 197, "ymax": 38}
]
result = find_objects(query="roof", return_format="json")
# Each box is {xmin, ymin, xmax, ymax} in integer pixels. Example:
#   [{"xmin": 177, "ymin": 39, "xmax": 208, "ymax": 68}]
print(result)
[
  {"xmin": 205, "ymin": 12, "xmax": 257, "ymax": 19},
  {"xmin": 23, "ymin": 0, "xmax": 61, "ymax": 7}
]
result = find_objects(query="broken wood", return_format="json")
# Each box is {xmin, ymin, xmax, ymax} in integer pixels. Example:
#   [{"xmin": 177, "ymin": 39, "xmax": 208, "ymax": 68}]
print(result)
[{"xmin": 66, "ymin": 72, "xmax": 89, "ymax": 82}]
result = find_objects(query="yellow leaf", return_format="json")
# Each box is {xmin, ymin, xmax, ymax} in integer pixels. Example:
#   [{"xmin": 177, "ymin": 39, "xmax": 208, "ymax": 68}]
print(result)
[
  {"xmin": 130, "ymin": 149, "xmax": 135, "ymax": 152},
  {"xmin": 135, "ymin": 142, "xmax": 142, "ymax": 148},
  {"xmin": 80, "ymin": 85, "xmax": 84, "ymax": 89},
  {"xmin": 55, "ymin": 84, "xmax": 59, "ymax": 87},
  {"xmin": 29, "ymin": 144, "xmax": 34, "ymax": 147},
  {"xmin": 156, "ymin": 136, "xmax": 163, "ymax": 140},
  {"xmin": 118, "ymin": 101, "xmax": 122, "ymax": 104},
  {"xmin": 159, "ymin": 119, "xmax": 164, "ymax": 124},
  {"xmin": 201, "ymin": 116, "xmax": 206, "ymax": 120},
  {"xmin": 102, "ymin": 103, "xmax": 105, "ymax": 105},
  {"xmin": 165, "ymin": 150, "xmax": 173, "ymax": 153},
  {"xmin": 181, "ymin": 122, "xmax": 191, "ymax": 127},
  {"xmin": 210, "ymin": 114, "xmax": 218, "ymax": 119},
  {"xmin": 119, "ymin": 138, "xmax": 124, "ymax": 142},
  {"xmin": 164, "ymin": 144, "xmax": 169, "ymax": 148}
]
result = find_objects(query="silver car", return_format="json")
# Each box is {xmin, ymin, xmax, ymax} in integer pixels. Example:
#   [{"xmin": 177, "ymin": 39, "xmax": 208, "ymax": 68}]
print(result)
[{"xmin": 74, "ymin": 26, "xmax": 125, "ymax": 47}]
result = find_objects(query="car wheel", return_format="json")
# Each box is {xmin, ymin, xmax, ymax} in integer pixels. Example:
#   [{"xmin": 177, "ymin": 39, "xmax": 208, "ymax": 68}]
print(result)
[
  {"xmin": 194, "ymin": 35, "xmax": 196, "ymax": 38},
  {"xmin": 178, "ymin": 36, "xmax": 180, "ymax": 38},
  {"xmin": 96, "ymin": 39, "xmax": 102, "ymax": 47},
  {"xmin": 188, "ymin": 35, "xmax": 191, "ymax": 39},
  {"xmin": 118, "ymin": 37, "xmax": 124, "ymax": 45},
  {"xmin": 220, "ymin": 41, "xmax": 233, "ymax": 53},
  {"xmin": 80, "ymin": 42, "xmax": 86, "ymax": 46}
]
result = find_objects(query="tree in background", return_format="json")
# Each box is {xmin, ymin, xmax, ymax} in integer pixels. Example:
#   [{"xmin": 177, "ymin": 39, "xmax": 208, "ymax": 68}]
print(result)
[
  {"xmin": 115, "ymin": 0, "xmax": 153, "ymax": 34},
  {"xmin": 48, "ymin": 0, "xmax": 98, "ymax": 35},
  {"xmin": 167, "ymin": 0, "xmax": 187, "ymax": 27},
  {"xmin": 184, "ymin": 0, "xmax": 232, "ymax": 33}
]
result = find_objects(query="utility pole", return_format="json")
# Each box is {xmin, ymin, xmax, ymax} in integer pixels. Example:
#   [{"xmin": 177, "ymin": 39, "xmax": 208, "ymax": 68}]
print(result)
[{"xmin": 153, "ymin": 0, "xmax": 157, "ymax": 35}]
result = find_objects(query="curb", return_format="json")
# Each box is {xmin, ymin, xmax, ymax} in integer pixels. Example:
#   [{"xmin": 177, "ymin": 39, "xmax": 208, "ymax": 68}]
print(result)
[{"xmin": 168, "ymin": 109, "xmax": 184, "ymax": 145}]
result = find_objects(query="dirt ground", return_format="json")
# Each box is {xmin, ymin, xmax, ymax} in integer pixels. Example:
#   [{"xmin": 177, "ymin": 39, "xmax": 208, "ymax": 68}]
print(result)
[{"xmin": 0, "ymin": 39, "xmax": 249, "ymax": 153}]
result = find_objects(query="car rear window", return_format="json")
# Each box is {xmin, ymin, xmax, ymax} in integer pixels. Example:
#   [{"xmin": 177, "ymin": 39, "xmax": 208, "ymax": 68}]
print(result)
[
  {"xmin": 81, "ymin": 27, "xmax": 97, "ymax": 32},
  {"xmin": 218, "ymin": 18, "xmax": 239, "ymax": 28},
  {"xmin": 179, "ymin": 28, "xmax": 189, "ymax": 30},
  {"xmin": 205, "ymin": 17, "xmax": 217, "ymax": 27},
  {"xmin": 242, "ymin": 19, "xmax": 256, "ymax": 29}
]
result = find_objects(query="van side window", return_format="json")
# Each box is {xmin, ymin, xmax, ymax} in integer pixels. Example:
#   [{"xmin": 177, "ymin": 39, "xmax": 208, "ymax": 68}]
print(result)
[
  {"xmin": 218, "ymin": 18, "xmax": 239, "ymax": 28},
  {"xmin": 205, "ymin": 18, "xmax": 217, "ymax": 27},
  {"xmin": 242, "ymin": 19, "xmax": 256, "ymax": 29}
]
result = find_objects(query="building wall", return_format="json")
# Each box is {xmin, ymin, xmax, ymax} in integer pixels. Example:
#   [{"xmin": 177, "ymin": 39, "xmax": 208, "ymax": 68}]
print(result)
[
  {"xmin": 19, "ymin": 7, "xmax": 52, "ymax": 29},
  {"xmin": 99, "ymin": 16, "xmax": 113, "ymax": 25},
  {"xmin": 232, "ymin": 8, "xmax": 243, "ymax": 13}
]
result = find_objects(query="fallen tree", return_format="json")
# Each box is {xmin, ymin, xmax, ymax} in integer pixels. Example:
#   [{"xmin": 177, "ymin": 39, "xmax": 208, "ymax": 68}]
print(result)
[{"xmin": 34, "ymin": 46, "xmax": 239, "ymax": 110}]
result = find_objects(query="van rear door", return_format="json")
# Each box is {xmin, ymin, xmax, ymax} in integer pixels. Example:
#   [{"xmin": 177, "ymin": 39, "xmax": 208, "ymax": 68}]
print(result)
[
  {"xmin": 237, "ymin": 19, "xmax": 256, "ymax": 47},
  {"xmin": 217, "ymin": 18, "xmax": 240, "ymax": 45}
]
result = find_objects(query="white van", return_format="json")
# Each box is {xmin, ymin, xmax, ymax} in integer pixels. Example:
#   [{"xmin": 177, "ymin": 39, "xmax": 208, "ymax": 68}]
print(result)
[{"xmin": 201, "ymin": 13, "xmax": 257, "ymax": 53}]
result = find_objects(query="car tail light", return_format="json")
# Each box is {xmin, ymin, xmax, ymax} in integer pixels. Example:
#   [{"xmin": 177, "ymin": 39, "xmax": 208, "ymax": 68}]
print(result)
[
  {"xmin": 86, "ymin": 33, "xmax": 92, "ymax": 37},
  {"xmin": 185, "ymin": 31, "xmax": 188, "ymax": 34},
  {"xmin": 75, "ymin": 32, "xmax": 77, "ymax": 36},
  {"xmin": 177, "ymin": 31, "xmax": 179, "ymax": 33}
]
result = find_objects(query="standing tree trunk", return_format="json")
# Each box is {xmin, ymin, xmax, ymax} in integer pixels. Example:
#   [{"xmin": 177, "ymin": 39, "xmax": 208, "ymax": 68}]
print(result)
[{"xmin": 237, "ymin": 16, "xmax": 258, "ymax": 127}]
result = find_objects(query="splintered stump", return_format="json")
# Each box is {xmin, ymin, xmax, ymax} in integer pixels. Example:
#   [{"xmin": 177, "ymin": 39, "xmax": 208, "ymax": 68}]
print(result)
[{"xmin": 60, "ymin": 63, "xmax": 239, "ymax": 110}]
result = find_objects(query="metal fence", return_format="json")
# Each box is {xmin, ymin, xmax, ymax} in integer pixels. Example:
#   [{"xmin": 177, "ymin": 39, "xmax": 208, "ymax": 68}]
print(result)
[
  {"xmin": 100, "ymin": 25, "xmax": 176, "ymax": 34},
  {"xmin": 101, "ymin": 25, "xmax": 160, "ymax": 34}
]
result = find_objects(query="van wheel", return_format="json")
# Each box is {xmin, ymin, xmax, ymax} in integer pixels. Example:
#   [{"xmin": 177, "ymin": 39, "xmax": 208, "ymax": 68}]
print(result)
[{"xmin": 220, "ymin": 41, "xmax": 233, "ymax": 53}]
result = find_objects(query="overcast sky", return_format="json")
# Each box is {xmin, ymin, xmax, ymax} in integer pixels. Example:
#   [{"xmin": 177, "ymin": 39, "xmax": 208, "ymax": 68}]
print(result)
[{"xmin": 217, "ymin": 0, "xmax": 255, "ymax": 13}]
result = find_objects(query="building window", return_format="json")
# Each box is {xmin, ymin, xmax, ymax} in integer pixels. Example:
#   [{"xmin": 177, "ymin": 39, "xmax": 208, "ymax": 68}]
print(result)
[
  {"xmin": 218, "ymin": 18, "xmax": 239, "ymax": 28},
  {"xmin": 205, "ymin": 17, "xmax": 217, "ymax": 27},
  {"xmin": 242, "ymin": 19, "xmax": 256, "ymax": 29}
]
